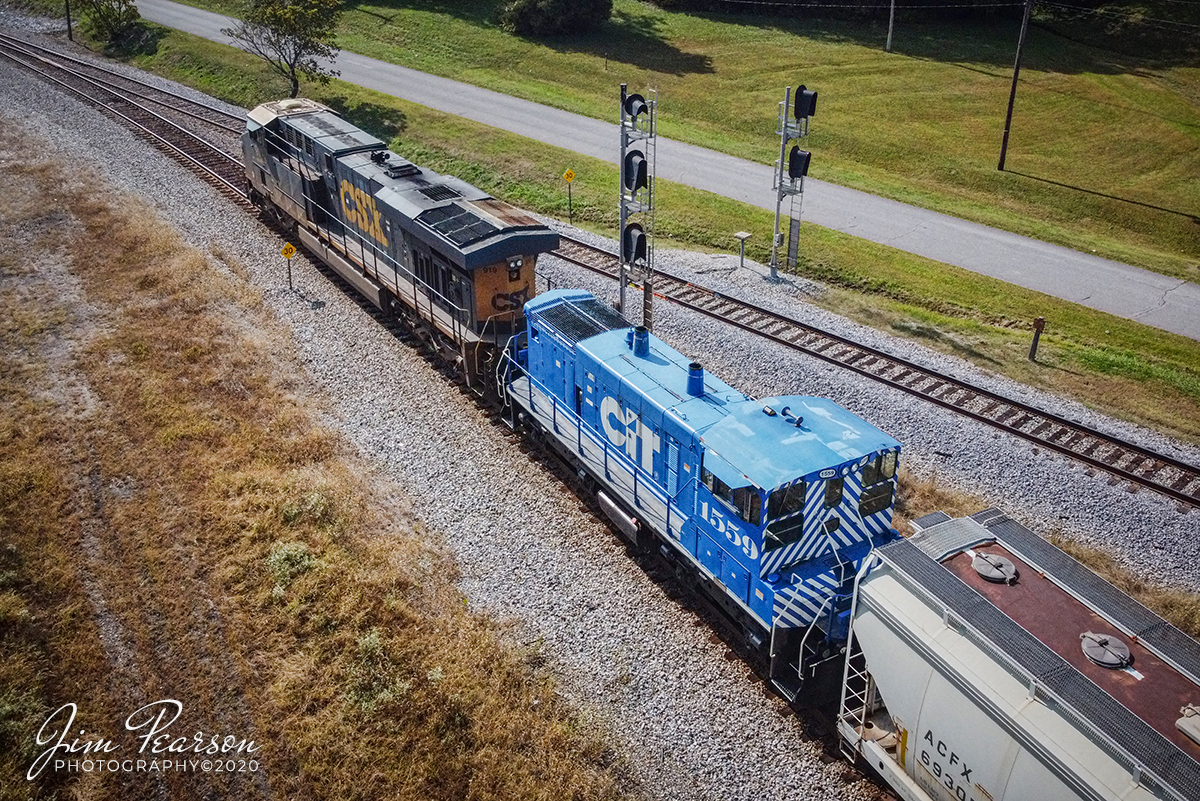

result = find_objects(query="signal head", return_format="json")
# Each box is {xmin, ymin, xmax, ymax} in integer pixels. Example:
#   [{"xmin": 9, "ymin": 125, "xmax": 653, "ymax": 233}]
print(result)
[
  {"xmin": 788, "ymin": 146, "xmax": 811, "ymax": 180},
  {"xmin": 623, "ymin": 149, "xmax": 648, "ymax": 195},
  {"xmin": 622, "ymin": 223, "xmax": 647, "ymax": 265},
  {"xmin": 794, "ymin": 85, "xmax": 818, "ymax": 120},
  {"xmin": 624, "ymin": 93, "xmax": 649, "ymax": 121}
]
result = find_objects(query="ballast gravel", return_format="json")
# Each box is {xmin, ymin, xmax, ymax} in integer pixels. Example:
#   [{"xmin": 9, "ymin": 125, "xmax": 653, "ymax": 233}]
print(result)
[{"xmin": 2, "ymin": 22, "xmax": 1197, "ymax": 801}]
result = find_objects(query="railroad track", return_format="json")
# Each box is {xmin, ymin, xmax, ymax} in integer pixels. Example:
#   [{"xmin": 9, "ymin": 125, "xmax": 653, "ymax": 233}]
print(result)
[
  {"xmin": 6, "ymin": 34, "xmax": 1195, "ymax": 511},
  {"xmin": 551, "ymin": 236, "xmax": 1200, "ymax": 510},
  {"xmin": 0, "ymin": 33, "xmax": 249, "ymax": 205}
]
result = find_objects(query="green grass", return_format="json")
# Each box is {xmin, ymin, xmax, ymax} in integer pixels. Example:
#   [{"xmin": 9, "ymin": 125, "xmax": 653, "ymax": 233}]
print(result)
[
  {"xmin": 148, "ymin": 0, "xmax": 1200, "ymax": 281},
  {"xmin": 99, "ymin": 27, "xmax": 1200, "ymax": 444}
]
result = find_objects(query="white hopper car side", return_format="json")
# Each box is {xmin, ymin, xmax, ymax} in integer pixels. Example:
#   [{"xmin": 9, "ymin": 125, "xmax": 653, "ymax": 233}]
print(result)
[{"xmin": 837, "ymin": 509, "xmax": 1200, "ymax": 801}]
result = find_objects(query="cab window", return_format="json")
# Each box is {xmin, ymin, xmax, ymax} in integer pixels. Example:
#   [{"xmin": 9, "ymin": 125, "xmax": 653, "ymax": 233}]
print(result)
[
  {"xmin": 702, "ymin": 467, "xmax": 760, "ymax": 525},
  {"xmin": 764, "ymin": 481, "xmax": 806, "ymax": 553},
  {"xmin": 824, "ymin": 477, "xmax": 844, "ymax": 509},
  {"xmin": 861, "ymin": 451, "xmax": 898, "ymax": 486},
  {"xmin": 767, "ymin": 482, "xmax": 806, "ymax": 521}
]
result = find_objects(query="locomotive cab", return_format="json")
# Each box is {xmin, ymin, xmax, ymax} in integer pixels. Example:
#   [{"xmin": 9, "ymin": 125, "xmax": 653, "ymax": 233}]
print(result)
[{"xmin": 690, "ymin": 396, "xmax": 901, "ymax": 691}]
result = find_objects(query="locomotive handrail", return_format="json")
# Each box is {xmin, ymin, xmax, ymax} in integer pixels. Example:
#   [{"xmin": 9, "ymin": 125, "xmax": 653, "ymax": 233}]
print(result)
[
  {"xmin": 256, "ymin": 130, "xmax": 473, "ymax": 333},
  {"xmin": 665, "ymin": 475, "xmax": 700, "ymax": 545},
  {"xmin": 512, "ymin": 366, "xmax": 673, "ymax": 521}
]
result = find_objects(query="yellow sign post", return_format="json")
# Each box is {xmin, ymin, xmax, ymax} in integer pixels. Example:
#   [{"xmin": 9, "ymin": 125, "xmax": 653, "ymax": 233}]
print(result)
[
  {"xmin": 562, "ymin": 169, "xmax": 575, "ymax": 224},
  {"xmin": 281, "ymin": 242, "xmax": 297, "ymax": 289}
]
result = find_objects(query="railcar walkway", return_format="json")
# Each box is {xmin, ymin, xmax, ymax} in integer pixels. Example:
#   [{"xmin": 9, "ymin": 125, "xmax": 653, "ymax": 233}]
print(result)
[{"xmin": 124, "ymin": 0, "xmax": 1200, "ymax": 340}]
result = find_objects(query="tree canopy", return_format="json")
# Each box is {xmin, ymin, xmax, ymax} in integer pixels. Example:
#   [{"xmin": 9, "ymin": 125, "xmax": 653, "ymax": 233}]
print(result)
[{"xmin": 223, "ymin": 0, "xmax": 342, "ymax": 98}]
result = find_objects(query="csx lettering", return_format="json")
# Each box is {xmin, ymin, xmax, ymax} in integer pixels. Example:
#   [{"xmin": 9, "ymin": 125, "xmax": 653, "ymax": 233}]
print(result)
[
  {"xmin": 492, "ymin": 286, "xmax": 530, "ymax": 312},
  {"xmin": 599, "ymin": 396, "xmax": 660, "ymax": 474},
  {"xmin": 340, "ymin": 180, "xmax": 389, "ymax": 247},
  {"xmin": 919, "ymin": 729, "xmax": 973, "ymax": 801}
]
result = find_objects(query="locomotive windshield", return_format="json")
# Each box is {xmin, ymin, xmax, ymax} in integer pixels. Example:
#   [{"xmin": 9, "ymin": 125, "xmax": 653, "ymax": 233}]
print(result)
[
  {"xmin": 861, "ymin": 451, "xmax": 897, "ymax": 486},
  {"xmin": 764, "ymin": 481, "xmax": 807, "ymax": 553}
]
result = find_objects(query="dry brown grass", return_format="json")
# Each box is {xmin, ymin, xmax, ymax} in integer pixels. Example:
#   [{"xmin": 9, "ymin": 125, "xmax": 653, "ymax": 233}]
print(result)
[
  {"xmin": 892, "ymin": 469, "xmax": 985, "ymax": 535},
  {"xmin": 0, "ymin": 123, "xmax": 633, "ymax": 801},
  {"xmin": 1048, "ymin": 535, "xmax": 1200, "ymax": 640}
]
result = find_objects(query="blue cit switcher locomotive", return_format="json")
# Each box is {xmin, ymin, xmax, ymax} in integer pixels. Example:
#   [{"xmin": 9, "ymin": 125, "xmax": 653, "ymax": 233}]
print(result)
[{"xmin": 503, "ymin": 289, "xmax": 902, "ymax": 699}]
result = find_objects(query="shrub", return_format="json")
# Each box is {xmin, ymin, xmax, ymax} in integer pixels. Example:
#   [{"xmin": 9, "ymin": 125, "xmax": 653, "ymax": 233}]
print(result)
[
  {"xmin": 79, "ymin": 0, "xmax": 140, "ymax": 42},
  {"xmin": 499, "ymin": 0, "xmax": 612, "ymax": 36}
]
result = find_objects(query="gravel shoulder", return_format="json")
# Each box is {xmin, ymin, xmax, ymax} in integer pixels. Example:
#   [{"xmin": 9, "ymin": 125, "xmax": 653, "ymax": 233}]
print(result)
[{"xmin": 2, "ymin": 19, "xmax": 1197, "ymax": 801}]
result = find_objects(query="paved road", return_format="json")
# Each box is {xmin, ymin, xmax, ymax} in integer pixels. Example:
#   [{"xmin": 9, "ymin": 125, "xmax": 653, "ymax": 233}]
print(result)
[{"xmin": 135, "ymin": 0, "xmax": 1200, "ymax": 340}]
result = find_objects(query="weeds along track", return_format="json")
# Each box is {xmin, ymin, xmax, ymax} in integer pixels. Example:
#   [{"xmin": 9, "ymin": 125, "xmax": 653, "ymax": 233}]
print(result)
[
  {"xmin": 7, "ymin": 33, "xmax": 1196, "ymax": 513},
  {"xmin": 0, "ymin": 32, "xmax": 248, "ymax": 205},
  {"xmin": 553, "ymin": 236, "xmax": 1200, "ymax": 511}
]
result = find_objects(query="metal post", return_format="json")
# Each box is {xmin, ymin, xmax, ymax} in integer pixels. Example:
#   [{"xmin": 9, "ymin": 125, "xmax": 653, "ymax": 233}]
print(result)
[
  {"xmin": 735, "ymin": 231, "xmax": 751, "ymax": 270},
  {"xmin": 770, "ymin": 87, "xmax": 792, "ymax": 281},
  {"xmin": 886, "ymin": 0, "xmax": 896, "ymax": 52},
  {"xmin": 1028, "ymin": 317, "xmax": 1045, "ymax": 361},
  {"xmin": 568, "ymin": 181, "xmax": 573, "ymax": 225},
  {"xmin": 65, "ymin": 0, "xmax": 73, "ymax": 41},
  {"xmin": 618, "ymin": 83, "xmax": 629, "ymax": 314},
  {"xmin": 998, "ymin": 0, "xmax": 1032, "ymax": 171}
]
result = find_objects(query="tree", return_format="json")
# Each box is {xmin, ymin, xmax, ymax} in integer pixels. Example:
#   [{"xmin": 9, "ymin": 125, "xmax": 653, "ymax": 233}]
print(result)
[
  {"xmin": 499, "ymin": 0, "xmax": 612, "ymax": 36},
  {"xmin": 223, "ymin": 0, "xmax": 342, "ymax": 98},
  {"xmin": 79, "ymin": 0, "xmax": 140, "ymax": 42}
]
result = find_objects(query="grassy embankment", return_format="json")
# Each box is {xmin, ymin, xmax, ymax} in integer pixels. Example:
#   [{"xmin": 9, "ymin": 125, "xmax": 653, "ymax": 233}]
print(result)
[
  {"xmin": 68, "ymin": 26, "xmax": 1200, "ymax": 447},
  {"xmin": 0, "ymin": 123, "xmax": 632, "ymax": 800},
  {"xmin": 136, "ymin": 0, "xmax": 1199, "ymax": 281}
]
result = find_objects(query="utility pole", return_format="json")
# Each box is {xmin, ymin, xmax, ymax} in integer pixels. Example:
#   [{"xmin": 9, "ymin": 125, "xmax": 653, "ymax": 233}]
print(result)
[
  {"xmin": 65, "ymin": 0, "xmax": 73, "ymax": 41},
  {"xmin": 886, "ymin": 0, "xmax": 896, "ymax": 52},
  {"xmin": 998, "ymin": 0, "xmax": 1032, "ymax": 171}
]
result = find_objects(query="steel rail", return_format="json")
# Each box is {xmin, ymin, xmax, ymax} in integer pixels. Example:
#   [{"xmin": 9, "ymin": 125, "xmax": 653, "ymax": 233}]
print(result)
[
  {"xmin": 0, "ymin": 32, "xmax": 244, "ymax": 132},
  {"xmin": 0, "ymin": 39, "xmax": 248, "ymax": 202},
  {"xmin": 551, "ymin": 235, "xmax": 1200, "ymax": 509}
]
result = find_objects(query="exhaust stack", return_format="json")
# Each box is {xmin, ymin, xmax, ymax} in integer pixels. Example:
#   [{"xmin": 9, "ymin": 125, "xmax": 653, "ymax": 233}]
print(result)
[
  {"xmin": 687, "ymin": 362, "xmax": 705, "ymax": 397},
  {"xmin": 632, "ymin": 326, "xmax": 650, "ymax": 357}
]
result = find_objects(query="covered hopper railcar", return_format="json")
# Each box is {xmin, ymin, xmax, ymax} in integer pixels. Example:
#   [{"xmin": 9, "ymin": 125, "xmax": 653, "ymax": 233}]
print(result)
[{"xmin": 241, "ymin": 98, "xmax": 559, "ymax": 390}]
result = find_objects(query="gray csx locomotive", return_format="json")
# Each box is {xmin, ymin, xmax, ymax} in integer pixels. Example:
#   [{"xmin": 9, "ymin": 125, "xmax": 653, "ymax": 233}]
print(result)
[{"xmin": 241, "ymin": 98, "xmax": 559, "ymax": 390}]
